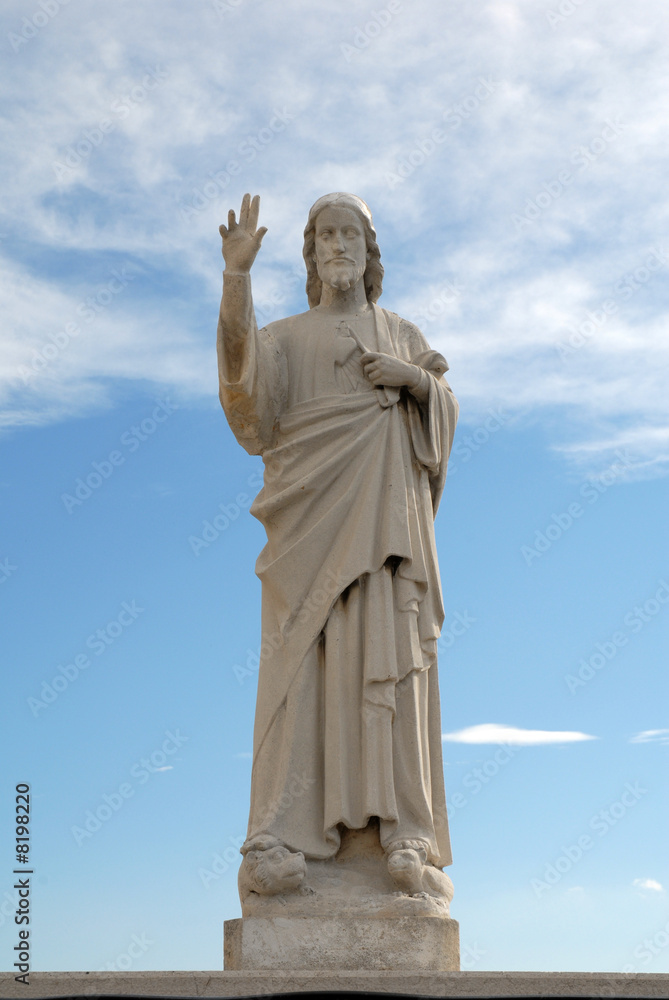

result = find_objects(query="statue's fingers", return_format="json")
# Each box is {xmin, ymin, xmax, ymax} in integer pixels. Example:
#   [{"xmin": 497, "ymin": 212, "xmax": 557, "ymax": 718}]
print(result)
[
  {"xmin": 249, "ymin": 194, "xmax": 261, "ymax": 232},
  {"xmin": 219, "ymin": 223, "xmax": 228, "ymax": 237},
  {"xmin": 239, "ymin": 192, "xmax": 251, "ymax": 227},
  {"xmin": 227, "ymin": 209, "xmax": 236, "ymax": 230},
  {"xmin": 253, "ymin": 226, "xmax": 268, "ymax": 247}
]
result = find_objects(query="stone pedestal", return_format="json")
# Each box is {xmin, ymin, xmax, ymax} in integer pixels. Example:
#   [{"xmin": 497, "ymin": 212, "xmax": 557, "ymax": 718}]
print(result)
[{"xmin": 224, "ymin": 915, "xmax": 460, "ymax": 971}]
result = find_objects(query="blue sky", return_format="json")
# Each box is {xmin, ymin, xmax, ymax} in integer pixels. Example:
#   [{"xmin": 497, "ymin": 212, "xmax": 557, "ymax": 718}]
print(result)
[{"xmin": 1, "ymin": 0, "xmax": 668, "ymax": 977}]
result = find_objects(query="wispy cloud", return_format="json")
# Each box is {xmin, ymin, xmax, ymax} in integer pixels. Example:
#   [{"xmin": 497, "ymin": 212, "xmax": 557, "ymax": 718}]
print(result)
[
  {"xmin": 442, "ymin": 723, "xmax": 598, "ymax": 745},
  {"xmin": 629, "ymin": 729, "xmax": 669, "ymax": 744},
  {"xmin": 1, "ymin": 0, "xmax": 667, "ymax": 474},
  {"xmin": 633, "ymin": 878, "xmax": 664, "ymax": 892}
]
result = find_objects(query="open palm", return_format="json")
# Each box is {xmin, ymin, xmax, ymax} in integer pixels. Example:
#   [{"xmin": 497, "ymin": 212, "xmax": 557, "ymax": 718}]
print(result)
[{"xmin": 219, "ymin": 192, "xmax": 267, "ymax": 273}]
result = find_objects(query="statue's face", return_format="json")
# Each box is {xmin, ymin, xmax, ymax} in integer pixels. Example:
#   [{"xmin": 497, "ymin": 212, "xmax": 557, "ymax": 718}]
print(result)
[{"xmin": 314, "ymin": 206, "xmax": 367, "ymax": 294}]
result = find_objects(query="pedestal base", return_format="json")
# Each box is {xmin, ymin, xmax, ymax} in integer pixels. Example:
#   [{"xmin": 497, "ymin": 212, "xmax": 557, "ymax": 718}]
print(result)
[
  {"xmin": 3, "ymin": 971, "xmax": 669, "ymax": 998},
  {"xmin": 224, "ymin": 915, "xmax": 460, "ymax": 971}
]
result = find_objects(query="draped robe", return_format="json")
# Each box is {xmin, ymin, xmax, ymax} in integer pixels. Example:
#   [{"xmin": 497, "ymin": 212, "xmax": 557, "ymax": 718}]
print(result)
[{"xmin": 219, "ymin": 287, "xmax": 458, "ymax": 868}]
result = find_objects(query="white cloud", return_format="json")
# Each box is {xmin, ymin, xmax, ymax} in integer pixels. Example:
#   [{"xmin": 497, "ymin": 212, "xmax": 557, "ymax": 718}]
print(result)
[
  {"xmin": 629, "ymin": 729, "xmax": 669, "ymax": 744},
  {"xmin": 0, "ymin": 256, "xmax": 214, "ymax": 429},
  {"xmin": 1, "ymin": 0, "xmax": 667, "ymax": 474},
  {"xmin": 441, "ymin": 723, "xmax": 598, "ymax": 745},
  {"xmin": 633, "ymin": 878, "xmax": 665, "ymax": 892}
]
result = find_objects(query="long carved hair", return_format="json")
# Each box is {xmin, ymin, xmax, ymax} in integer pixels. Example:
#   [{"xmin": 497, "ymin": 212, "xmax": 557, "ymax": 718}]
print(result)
[{"xmin": 302, "ymin": 193, "xmax": 384, "ymax": 309}]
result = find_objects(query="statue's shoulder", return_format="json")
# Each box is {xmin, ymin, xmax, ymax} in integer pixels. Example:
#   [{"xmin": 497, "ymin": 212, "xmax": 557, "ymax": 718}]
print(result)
[
  {"xmin": 381, "ymin": 308, "xmax": 429, "ymax": 349},
  {"xmin": 262, "ymin": 309, "xmax": 313, "ymax": 344}
]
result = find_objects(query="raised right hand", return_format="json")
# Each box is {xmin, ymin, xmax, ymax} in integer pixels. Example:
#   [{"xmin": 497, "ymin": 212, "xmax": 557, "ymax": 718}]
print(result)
[{"xmin": 219, "ymin": 193, "xmax": 268, "ymax": 273}]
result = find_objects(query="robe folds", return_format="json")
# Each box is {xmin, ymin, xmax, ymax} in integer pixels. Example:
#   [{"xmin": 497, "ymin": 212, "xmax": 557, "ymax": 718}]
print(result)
[{"xmin": 219, "ymin": 290, "xmax": 458, "ymax": 868}]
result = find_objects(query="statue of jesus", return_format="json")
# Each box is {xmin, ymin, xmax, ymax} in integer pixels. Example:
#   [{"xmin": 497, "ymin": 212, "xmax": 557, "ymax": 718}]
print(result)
[{"xmin": 218, "ymin": 192, "xmax": 459, "ymax": 916}]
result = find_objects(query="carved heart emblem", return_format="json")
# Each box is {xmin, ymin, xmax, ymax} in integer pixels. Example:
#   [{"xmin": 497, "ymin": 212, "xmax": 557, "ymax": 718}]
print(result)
[{"xmin": 333, "ymin": 329, "xmax": 360, "ymax": 366}]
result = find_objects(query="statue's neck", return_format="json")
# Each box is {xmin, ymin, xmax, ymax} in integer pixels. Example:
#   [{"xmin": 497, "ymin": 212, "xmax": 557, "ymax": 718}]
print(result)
[{"xmin": 317, "ymin": 280, "xmax": 369, "ymax": 314}]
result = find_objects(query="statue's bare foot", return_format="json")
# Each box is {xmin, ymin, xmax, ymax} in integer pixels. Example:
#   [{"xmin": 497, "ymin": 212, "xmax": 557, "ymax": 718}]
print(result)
[
  {"xmin": 238, "ymin": 836, "xmax": 306, "ymax": 898},
  {"xmin": 387, "ymin": 842, "xmax": 454, "ymax": 906}
]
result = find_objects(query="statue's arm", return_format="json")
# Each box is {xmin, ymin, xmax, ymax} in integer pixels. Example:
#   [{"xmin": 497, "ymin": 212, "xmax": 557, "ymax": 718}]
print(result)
[
  {"xmin": 217, "ymin": 193, "xmax": 267, "ymax": 392},
  {"xmin": 217, "ymin": 194, "xmax": 287, "ymax": 455},
  {"xmin": 358, "ymin": 350, "xmax": 431, "ymax": 401},
  {"xmin": 405, "ymin": 366, "xmax": 431, "ymax": 403},
  {"xmin": 217, "ymin": 271, "xmax": 257, "ymax": 390},
  {"xmin": 394, "ymin": 318, "xmax": 458, "ymax": 506},
  {"xmin": 399, "ymin": 318, "xmax": 457, "ymax": 408}
]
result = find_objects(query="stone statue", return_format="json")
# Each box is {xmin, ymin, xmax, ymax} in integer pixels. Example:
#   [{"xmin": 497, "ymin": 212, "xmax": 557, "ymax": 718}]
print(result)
[{"xmin": 218, "ymin": 193, "xmax": 459, "ymax": 963}]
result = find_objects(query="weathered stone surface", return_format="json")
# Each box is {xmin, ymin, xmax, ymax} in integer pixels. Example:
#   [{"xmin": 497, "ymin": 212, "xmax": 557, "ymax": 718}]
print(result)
[
  {"xmin": 224, "ymin": 914, "xmax": 460, "ymax": 971},
  {"xmin": 217, "ymin": 193, "xmax": 460, "ymax": 932},
  {"xmin": 240, "ymin": 820, "xmax": 453, "ymax": 919},
  {"xmin": 2, "ymin": 970, "xmax": 669, "ymax": 998}
]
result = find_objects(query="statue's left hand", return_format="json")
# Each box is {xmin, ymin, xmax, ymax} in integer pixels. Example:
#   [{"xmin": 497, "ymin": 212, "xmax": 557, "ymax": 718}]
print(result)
[{"xmin": 360, "ymin": 352, "xmax": 422, "ymax": 389}]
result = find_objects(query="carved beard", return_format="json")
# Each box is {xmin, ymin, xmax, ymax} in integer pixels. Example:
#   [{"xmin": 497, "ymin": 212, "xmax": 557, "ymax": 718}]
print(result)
[{"xmin": 320, "ymin": 258, "xmax": 366, "ymax": 293}]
